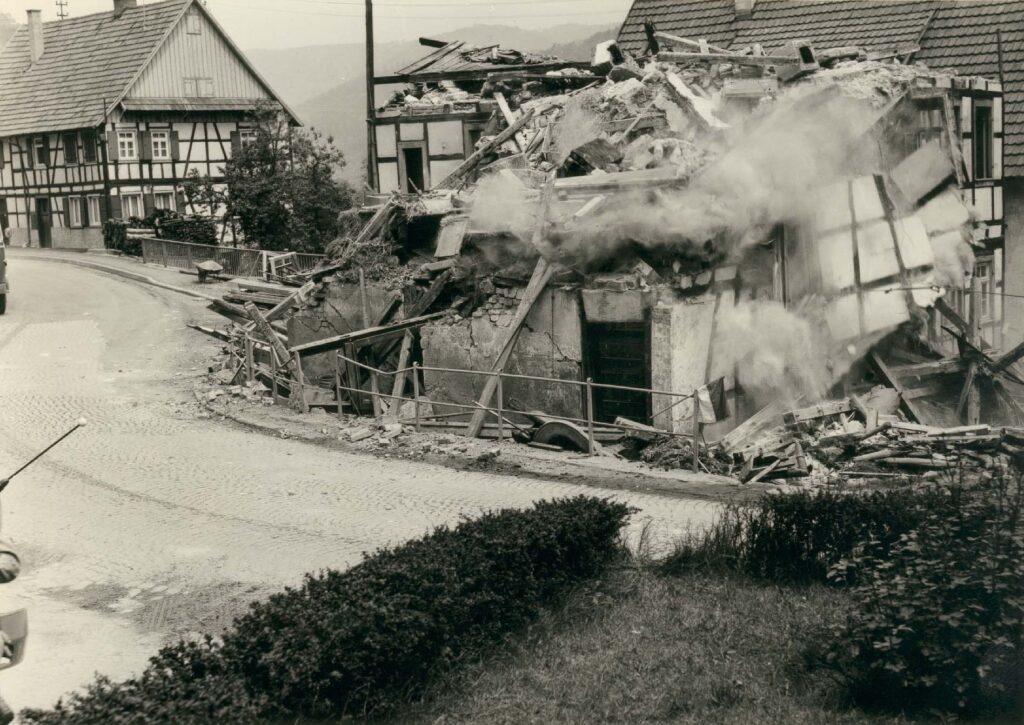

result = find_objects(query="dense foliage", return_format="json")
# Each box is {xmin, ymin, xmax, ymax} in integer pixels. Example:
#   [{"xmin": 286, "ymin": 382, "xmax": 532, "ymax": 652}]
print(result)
[
  {"xmin": 823, "ymin": 474, "xmax": 1024, "ymax": 715},
  {"xmin": 660, "ymin": 473, "xmax": 1024, "ymax": 717},
  {"xmin": 157, "ymin": 215, "xmax": 216, "ymax": 245},
  {"xmin": 22, "ymin": 496, "xmax": 632, "ymax": 724},
  {"xmin": 101, "ymin": 220, "xmax": 141, "ymax": 256},
  {"xmin": 184, "ymin": 104, "xmax": 355, "ymax": 254}
]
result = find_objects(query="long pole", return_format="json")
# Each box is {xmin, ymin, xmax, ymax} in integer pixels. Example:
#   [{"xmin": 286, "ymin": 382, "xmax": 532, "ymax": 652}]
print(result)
[
  {"xmin": 0, "ymin": 419, "xmax": 87, "ymax": 492},
  {"xmin": 365, "ymin": 0, "xmax": 378, "ymax": 192}
]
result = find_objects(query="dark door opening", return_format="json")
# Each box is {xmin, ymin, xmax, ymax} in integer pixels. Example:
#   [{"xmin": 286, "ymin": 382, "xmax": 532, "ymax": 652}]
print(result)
[
  {"xmin": 402, "ymin": 146, "xmax": 426, "ymax": 193},
  {"xmin": 586, "ymin": 322, "xmax": 651, "ymax": 424},
  {"xmin": 35, "ymin": 198, "xmax": 51, "ymax": 248}
]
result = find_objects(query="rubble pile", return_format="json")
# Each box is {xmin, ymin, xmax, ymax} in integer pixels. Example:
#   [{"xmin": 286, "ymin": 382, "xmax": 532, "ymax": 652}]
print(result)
[{"xmin": 191, "ymin": 29, "xmax": 1017, "ymax": 488}]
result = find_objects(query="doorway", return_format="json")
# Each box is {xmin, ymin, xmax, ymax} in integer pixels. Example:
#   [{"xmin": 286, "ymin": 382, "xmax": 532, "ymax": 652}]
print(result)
[
  {"xmin": 585, "ymin": 322, "xmax": 652, "ymax": 424},
  {"xmin": 34, "ymin": 198, "xmax": 51, "ymax": 248},
  {"xmin": 399, "ymin": 143, "xmax": 427, "ymax": 193}
]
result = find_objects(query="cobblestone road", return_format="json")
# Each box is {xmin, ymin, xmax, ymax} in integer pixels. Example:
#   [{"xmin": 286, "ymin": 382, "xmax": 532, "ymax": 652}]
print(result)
[{"xmin": 0, "ymin": 257, "xmax": 719, "ymax": 712}]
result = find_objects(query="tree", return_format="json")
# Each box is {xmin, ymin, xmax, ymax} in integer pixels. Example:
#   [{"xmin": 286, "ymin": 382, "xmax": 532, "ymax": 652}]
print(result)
[{"xmin": 187, "ymin": 104, "xmax": 356, "ymax": 253}]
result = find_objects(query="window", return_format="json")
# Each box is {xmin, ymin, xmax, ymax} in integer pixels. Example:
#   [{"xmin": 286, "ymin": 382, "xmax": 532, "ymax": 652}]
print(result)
[
  {"xmin": 154, "ymin": 192, "xmax": 175, "ymax": 211},
  {"xmin": 117, "ymin": 131, "xmax": 137, "ymax": 161},
  {"xmin": 122, "ymin": 193, "xmax": 144, "ymax": 219},
  {"xmin": 82, "ymin": 131, "xmax": 97, "ymax": 163},
  {"xmin": 68, "ymin": 196, "xmax": 82, "ymax": 227},
  {"xmin": 151, "ymin": 131, "xmax": 170, "ymax": 160},
  {"xmin": 87, "ymin": 195, "xmax": 102, "ymax": 227},
  {"xmin": 33, "ymin": 137, "xmax": 47, "ymax": 166},
  {"xmin": 239, "ymin": 129, "xmax": 257, "ymax": 148},
  {"xmin": 974, "ymin": 103, "xmax": 994, "ymax": 180},
  {"xmin": 186, "ymin": 8, "xmax": 201, "ymax": 34},
  {"xmin": 976, "ymin": 259, "xmax": 994, "ymax": 321},
  {"xmin": 63, "ymin": 133, "xmax": 78, "ymax": 165},
  {"xmin": 183, "ymin": 78, "xmax": 213, "ymax": 97}
]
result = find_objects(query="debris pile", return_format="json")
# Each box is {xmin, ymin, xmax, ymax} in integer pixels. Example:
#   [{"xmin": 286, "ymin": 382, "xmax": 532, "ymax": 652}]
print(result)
[{"xmin": 190, "ymin": 29, "xmax": 1014, "ymax": 487}]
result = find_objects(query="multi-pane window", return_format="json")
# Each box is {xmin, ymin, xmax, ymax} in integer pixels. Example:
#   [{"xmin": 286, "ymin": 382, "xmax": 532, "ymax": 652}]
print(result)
[
  {"xmin": 68, "ymin": 196, "xmax": 82, "ymax": 227},
  {"xmin": 154, "ymin": 192, "xmax": 175, "ymax": 211},
  {"xmin": 82, "ymin": 131, "xmax": 97, "ymax": 163},
  {"xmin": 117, "ymin": 131, "xmax": 138, "ymax": 161},
  {"xmin": 976, "ymin": 259, "xmax": 994, "ymax": 321},
  {"xmin": 151, "ymin": 131, "xmax": 170, "ymax": 160},
  {"xmin": 87, "ymin": 195, "xmax": 102, "ymax": 227},
  {"xmin": 63, "ymin": 133, "xmax": 78, "ymax": 165},
  {"xmin": 183, "ymin": 78, "xmax": 214, "ymax": 97},
  {"xmin": 33, "ymin": 137, "xmax": 47, "ymax": 166},
  {"xmin": 974, "ymin": 103, "xmax": 993, "ymax": 180},
  {"xmin": 239, "ymin": 129, "xmax": 257, "ymax": 148},
  {"xmin": 122, "ymin": 193, "xmax": 144, "ymax": 219},
  {"xmin": 187, "ymin": 8, "xmax": 201, "ymax": 34}
]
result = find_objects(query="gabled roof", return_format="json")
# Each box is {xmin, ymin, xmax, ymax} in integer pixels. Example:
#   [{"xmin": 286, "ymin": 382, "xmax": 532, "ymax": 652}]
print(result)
[
  {"xmin": 0, "ymin": 0, "xmax": 297, "ymax": 138},
  {"xmin": 618, "ymin": 0, "xmax": 1024, "ymax": 175}
]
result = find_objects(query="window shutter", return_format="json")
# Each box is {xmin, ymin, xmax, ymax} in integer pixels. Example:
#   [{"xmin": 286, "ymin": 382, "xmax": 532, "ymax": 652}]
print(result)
[
  {"xmin": 230, "ymin": 131, "xmax": 241, "ymax": 158},
  {"xmin": 99, "ymin": 195, "xmax": 109, "ymax": 224},
  {"xmin": 140, "ymin": 131, "xmax": 152, "ymax": 162},
  {"xmin": 143, "ymin": 193, "xmax": 156, "ymax": 219},
  {"xmin": 170, "ymin": 131, "xmax": 181, "ymax": 161},
  {"xmin": 25, "ymin": 138, "xmax": 33, "ymax": 169},
  {"xmin": 106, "ymin": 131, "xmax": 119, "ymax": 161},
  {"xmin": 41, "ymin": 136, "xmax": 50, "ymax": 167},
  {"xmin": 63, "ymin": 197, "xmax": 71, "ymax": 228},
  {"xmin": 81, "ymin": 197, "xmax": 90, "ymax": 227},
  {"xmin": 109, "ymin": 195, "xmax": 123, "ymax": 220}
]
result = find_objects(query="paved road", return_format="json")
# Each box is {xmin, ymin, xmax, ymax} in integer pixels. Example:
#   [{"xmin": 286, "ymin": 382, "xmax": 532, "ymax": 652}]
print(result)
[{"xmin": 0, "ymin": 256, "xmax": 718, "ymax": 712}]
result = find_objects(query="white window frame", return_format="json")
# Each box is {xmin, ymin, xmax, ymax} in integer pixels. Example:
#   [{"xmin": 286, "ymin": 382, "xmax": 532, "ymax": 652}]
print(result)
[
  {"xmin": 68, "ymin": 196, "xmax": 82, "ymax": 227},
  {"xmin": 200, "ymin": 78, "xmax": 214, "ymax": 98},
  {"xmin": 33, "ymin": 137, "xmax": 47, "ymax": 166},
  {"xmin": 183, "ymin": 78, "xmax": 197, "ymax": 97},
  {"xmin": 151, "ymin": 131, "xmax": 171, "ymax": 161},
  {"xmin": 976, "ymin": 259, "xmax": 995, "ymax": 322},
  {"xmin": 87, "ymin": 195, "xmax": 102, "ymax": 227},
  {"xmin": 117, "ymin": 131, "xmax": 138, "ymax": 161},
  {"xmin": 187, "ymin": 8, "xmax": 201, "ymax": 34},
  {"xmin": 239, "ymin": 129, "xmax": 258, "ymax": 149},
  {"xmin": 154, "ymin": 192, "xmax": 175, "ymax": 212},
  {"xmin": 122, "ymin": 193, "xmax": 144, "ymax": 219}
]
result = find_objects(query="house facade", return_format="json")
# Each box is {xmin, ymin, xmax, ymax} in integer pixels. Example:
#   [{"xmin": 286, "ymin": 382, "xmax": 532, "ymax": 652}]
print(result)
[
  {"xmin": 0, "ymin": 0, "xmax": 297, "ymax": 250},
  {"xmin": 617, "ymin": 0, "xmax": 1023, "ymax": 350}
]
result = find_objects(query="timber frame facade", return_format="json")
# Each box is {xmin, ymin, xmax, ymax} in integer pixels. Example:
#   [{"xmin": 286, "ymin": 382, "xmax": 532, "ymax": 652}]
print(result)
[{"xmin": 0, "ymin": 0, "xmax": 298, "ymax": 250}]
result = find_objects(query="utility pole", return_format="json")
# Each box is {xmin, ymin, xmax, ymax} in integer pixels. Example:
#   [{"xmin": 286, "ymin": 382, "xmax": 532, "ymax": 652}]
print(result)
[
  {"xmin": 55, "ymin": 0, "xmax": 69, "ymax": 19},
  {"xmin": 365, "ymin": 0, "xmax": 378, "ymax": 193}
]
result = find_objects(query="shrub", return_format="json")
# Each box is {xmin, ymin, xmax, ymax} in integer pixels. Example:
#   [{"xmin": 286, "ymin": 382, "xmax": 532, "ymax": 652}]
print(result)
[
  {"xmin": 22, "ymin": 496, "xmax": 632, "ymax": 724},
  {"xmin": 101, "ymin": 219, "xmax": 128, "ymax": 253},
  {"xmin": 821, "ymin": 473, "xmax": 1024, "ymax": 715},
  {"xmin": 159, "ymin": 216, "xmax": 216, "ymax": 245},
  {"xmin": 660, "ymin": 487, "xmax": 942, "ymax": 584}
]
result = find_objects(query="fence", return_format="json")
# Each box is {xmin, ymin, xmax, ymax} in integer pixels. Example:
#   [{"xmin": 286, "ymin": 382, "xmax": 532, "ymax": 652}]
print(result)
[
  {"xmin": 231, "ymin": 332, "xmax": 707, "ymax": 470},
  {"xmin": 140, "ymin": 238, "xmax": 324, "ymax": 281}
]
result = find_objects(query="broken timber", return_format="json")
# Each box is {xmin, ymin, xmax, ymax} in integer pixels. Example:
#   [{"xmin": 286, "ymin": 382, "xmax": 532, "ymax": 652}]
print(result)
[
  {"xmin": 434, "ymin": 109, "xmax": 536, "ymax": 189},
  {"xmin": 289, "ymin": 312, "xmax": 446, "ymax": 356},
  {"xmin": 245, "ymin": 302, "xmax": 293, "ymax": 370}
]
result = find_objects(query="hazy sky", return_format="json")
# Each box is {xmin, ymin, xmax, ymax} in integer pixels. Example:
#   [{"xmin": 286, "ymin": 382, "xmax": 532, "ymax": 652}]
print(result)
[{"xmin": 2, "ymin": 0, "xmax": 634, "ymax": 49}]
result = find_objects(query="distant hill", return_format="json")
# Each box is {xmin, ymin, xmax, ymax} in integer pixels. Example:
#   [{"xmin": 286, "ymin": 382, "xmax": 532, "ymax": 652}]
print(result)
[
  {"xmin": 0, "ymin": 13, "xmax": 18, "ymax": 51},
  {"xmin": 247, "ymin": 23, "xmax": 617, "ymax": 185}
]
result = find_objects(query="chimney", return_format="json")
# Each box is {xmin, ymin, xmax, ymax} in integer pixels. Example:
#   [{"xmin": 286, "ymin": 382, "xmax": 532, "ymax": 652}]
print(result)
[
  {"xmin": 26, "ymin": 10, "xmax": 43, "ymax": 64},
  {"xmin": 113, "ymin": 0, "xmax": 138, "ymax": 16},
  {"xmin": 735, "ymin": 0, "xmax": 756, "ymax": 18}
]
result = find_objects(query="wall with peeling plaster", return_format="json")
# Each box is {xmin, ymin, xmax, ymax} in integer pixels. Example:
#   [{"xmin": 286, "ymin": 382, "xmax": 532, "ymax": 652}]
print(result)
[
  {"xmin": 288, "ymin": 281, "xmax": 394, "ymax": 386},
  {"xmin": 421, "ymin": 287, "xmax": 584, "ymax": 419}
]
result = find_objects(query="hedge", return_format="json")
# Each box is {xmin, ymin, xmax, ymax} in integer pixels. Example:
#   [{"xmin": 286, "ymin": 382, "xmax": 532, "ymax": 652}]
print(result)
[{"xmin": 22, "ymin": 496, "xmax": 632, "ymax": 724}]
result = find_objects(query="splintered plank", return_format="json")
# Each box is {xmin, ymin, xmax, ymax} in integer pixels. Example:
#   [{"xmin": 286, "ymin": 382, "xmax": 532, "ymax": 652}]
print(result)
[
  {"xmin": 245, "ymin": 302, "xmax": 293, "ymax": 370},
  {"xmin": 871, "ymin": 352, "xmax": 929, "ymax": 425},
  {"xmin": 783, "ymin": 400, "xmax": 853, "ymax": 426}
]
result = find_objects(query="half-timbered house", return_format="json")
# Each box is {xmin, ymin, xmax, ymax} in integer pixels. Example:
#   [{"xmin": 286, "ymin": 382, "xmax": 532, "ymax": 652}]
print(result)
[{"xmin": 0, "ymin": 0, "xmax": 298, "ymax": 250}]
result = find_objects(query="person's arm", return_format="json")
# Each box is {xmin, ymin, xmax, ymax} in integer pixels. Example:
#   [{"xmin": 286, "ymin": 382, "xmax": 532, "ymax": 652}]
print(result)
[{"xmin": 0, "ymin": 541, "xmax": 19, "ymax": 584}]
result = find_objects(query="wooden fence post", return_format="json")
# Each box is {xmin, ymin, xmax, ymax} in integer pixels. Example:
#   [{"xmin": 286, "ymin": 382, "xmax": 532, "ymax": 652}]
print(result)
[
  {"xmin": 413, "ymin": 362, "xmax": 421, "ymax": 432},
  {"xmin": 692, "ymin": 393, "xmax": 701, "ymax": 473},
  {"xmin": 293, "ymin": 352, "xmax": 310, "ymax": 414},
  {"xmin": 334, "ymin": 353, "xmax": 344, "ymax": 420},
  {"xmin": 585, "ymin": 377, "xmax": 596, "ymax": 456},
  {"xmin": 244, "ymin": 335, "xmax": 254, "ymax": 384},
  {"xmin": 496, "ymin": 373, "xmax": 504, "ymax": 442}
]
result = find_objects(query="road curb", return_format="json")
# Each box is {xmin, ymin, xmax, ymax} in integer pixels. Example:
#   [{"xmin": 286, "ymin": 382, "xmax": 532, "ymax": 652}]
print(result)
[{"xmin": 11, "ymin": 251, "xmax": 222, "ymax": 303}]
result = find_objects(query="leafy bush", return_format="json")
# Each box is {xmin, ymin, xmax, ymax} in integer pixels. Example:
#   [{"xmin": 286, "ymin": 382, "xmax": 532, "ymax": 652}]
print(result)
[
  {"xmin": 101, "ymin": 220, "xmax": 142, "ymax": 257},
  {"xmin": 661, "ymin": 487, "xmax": 942, "ymax": 583},
  {"xmin": 22, "ymin": 496, "xmax": 632, "ymax": 724},
  {"xmin": 822, "ymin": 474, "xmax": 1024, "ymax": 715},
  {"xmin": 158, "ymin": 216, "xmax": 216, "ymax": 245}
]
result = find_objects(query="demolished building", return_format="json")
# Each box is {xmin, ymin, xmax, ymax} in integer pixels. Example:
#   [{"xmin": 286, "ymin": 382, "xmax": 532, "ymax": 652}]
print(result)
[{"xmin": 206, "ymin": 30, "xmax": 1024, "ymax": 480}]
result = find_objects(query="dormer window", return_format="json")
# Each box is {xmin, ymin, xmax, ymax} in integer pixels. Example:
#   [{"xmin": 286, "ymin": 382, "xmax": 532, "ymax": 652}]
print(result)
[{"xmin": 187, "ymin": 8, "xmax": 201, "ymax": 35}]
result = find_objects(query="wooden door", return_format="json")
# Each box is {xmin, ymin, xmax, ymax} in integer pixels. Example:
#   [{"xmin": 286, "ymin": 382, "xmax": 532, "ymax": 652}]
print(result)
[
  {"xmin": 35, "ymin": 198, "xmax": 51, "ymax": 248},
  {"xmin": 586, "ymin": 322, "xmax": 652, "ymax": 424}
]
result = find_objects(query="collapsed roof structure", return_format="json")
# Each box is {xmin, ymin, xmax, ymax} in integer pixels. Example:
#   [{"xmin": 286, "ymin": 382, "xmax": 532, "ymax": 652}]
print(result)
[{"xmin": 208, "ymin": 30, "xmax": 1024, "ymax": 481}]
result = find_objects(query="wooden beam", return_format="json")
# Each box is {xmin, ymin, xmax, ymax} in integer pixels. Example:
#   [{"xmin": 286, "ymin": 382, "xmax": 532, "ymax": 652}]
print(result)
[
  {"xmin": 654, "ymin": 31, "xmax": 730, "ymax": 55},
  {"xmin": 891, "ymin": 357, "xmax": 965, "ymax": 378},
  {"xmin": 389, "ymin": 331, "xmax": 415, "ymax": 409},
  {"xmin": 245, "ymin": 302, "xmax": 293, "ymax": 370},
  {"xmin": 434, "ymin": 108, "xmax": 535, "ymax": 190},
  {"xmin": 373, "ymin": 61, "xmax": 591, "ymax": 85},
  {"xmin": 871, "ymin": 352, "xmax": 929, "ymax": 424},
  {"xmin": 656, "ymin": 50, "xmax": 797, "ymax": 66},
  {"xmin": 290, "ymin": 312, "xmax": 445, "ymax": 356}
]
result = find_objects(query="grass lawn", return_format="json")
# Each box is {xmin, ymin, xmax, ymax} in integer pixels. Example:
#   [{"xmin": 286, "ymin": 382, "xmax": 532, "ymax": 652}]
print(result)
[{"xmin": 401, "ymin": 567, "xmax": 906, "ymax": 724}]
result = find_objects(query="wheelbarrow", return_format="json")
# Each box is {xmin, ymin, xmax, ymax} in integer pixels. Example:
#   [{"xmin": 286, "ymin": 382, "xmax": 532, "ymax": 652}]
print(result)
[{"xmin": 195, "ymin": 260, "xmax": 224, "ymax": 284}]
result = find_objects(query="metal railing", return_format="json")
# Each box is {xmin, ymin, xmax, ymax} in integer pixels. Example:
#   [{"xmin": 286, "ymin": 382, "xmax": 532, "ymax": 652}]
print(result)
[{"xmin": 141, "ymin": 238, "xmax": 324, "ymax": 280}]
